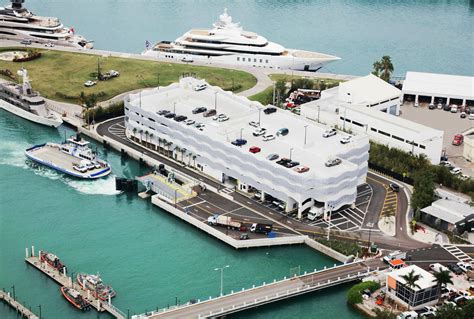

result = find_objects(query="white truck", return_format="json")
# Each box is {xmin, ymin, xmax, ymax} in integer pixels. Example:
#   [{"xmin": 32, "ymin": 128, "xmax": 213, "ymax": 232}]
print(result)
[
  {"xmin": 383, "ymin": 250, "xmax": 407, "ymax": 264},
  {"xmin": 307, "ymin": 206, "xmax": 324, "ymax": 221},
  {"xmin": 207, "ymin": 215, "xmax": 241, "ymax": 230},
  {"xmin": 429, "ymin": 263, "xmax": 450, "ymax": 273}
]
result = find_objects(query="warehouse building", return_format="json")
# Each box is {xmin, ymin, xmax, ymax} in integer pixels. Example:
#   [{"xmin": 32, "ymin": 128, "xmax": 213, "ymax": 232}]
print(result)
[
  {"xmin": 402, "ymin": 72, "xmax": 474, "ymax": 106},
  {"xmin": 124, "ymin": 77, "xmax": 370, "ymax": 218},
  {"xmin": 420, "ymin": 199, "xmax": 474, "ymax": 234}
]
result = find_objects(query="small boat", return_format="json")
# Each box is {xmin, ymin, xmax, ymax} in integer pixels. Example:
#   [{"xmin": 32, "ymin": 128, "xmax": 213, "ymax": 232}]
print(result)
[
  {"xmin": 60, "ymin": 286, "xmax": 90, "ymax": 311},
  {"xmin": 77, "ymin": 273, "xmax": 116, "ymax": 301},
  {"xmin": 25, "ymin": 134, "xmax": 111, "ymax": 179},
  {"xmin": 39, "ymin": 251, "xmax": 67, "ymax": 273}
]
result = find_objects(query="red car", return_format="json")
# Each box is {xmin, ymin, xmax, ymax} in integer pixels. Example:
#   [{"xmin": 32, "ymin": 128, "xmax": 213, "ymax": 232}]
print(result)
[
  {"xmin": 294, "ymin": 166, "xmax": 310, "ymax": 173},
  {"xmin": 249, "ymin": 146, "xmax": 261, "ymax": 153},
  {"xmin": 452, "ymin": 134, "xmax": 464, "ymax": 146}
]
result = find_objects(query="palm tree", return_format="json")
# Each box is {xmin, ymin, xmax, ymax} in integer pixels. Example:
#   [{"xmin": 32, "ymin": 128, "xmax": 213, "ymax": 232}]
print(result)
[
  {"xmin": 432, "ymin": 270, "xmax": 453, "ymax": 300},
  {"xmin": 379, "ymin": 56, "xmax": 394, "ymax": 82},
  {"xmin": 372, "ymin": 61, "xmax": 382, "ymax": 77},
  {"xmin": 400, "ymin": 269, "xmax": 421, "ymax": 307}
]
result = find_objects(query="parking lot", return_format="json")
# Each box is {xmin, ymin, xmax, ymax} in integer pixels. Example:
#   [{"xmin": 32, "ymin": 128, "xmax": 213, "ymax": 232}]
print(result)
[
  {"xmin": 245, "ymin": 183, "xmax": 374, "ymax": 232},
  {"xmin": 400, "ymin": 102, "xmax": 474, "ymax": 176}
]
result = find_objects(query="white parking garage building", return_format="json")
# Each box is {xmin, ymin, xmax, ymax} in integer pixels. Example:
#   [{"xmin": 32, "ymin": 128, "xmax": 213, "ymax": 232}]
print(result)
[
  {"xmin": 124, "ymin": 77, "xmax": 370, "ymax": 218},
  {"xmin": 301, "ymin": 76, "xmax": 444, "ymax": 164},
  {"xmin": 402, "ymin": 72, "xmax": 474, "ymax": 106}
]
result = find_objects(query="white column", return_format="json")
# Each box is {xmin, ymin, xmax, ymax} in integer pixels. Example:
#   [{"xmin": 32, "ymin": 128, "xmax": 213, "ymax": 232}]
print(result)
[
  {"xmin": 430, "ymin": 96, "xmax": 435, "ymax": 104},
  {"xmin": 25, "ymin": 248, "xmax": 29, "ymax": 259},
  {"xmin": 462, "ymin": 99, "xmax": 466, "ymax": 106},
  {"xmin": 415, "ymin": 95, "xmax": 419, "ymax": 103},
  {"xmin": 447, "ymin": 97, "xmax": 451, "ymax": 105}
]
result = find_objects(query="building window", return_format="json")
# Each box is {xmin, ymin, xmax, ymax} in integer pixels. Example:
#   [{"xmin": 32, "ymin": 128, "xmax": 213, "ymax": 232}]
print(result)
[
  {"xmin": 254, "ymin": 58, "xmax": 257, "ymax": 62},
  {"xmin": 371, "ymin": 128, "xmax": 377, "ymax": 132},
  {"xmin": 242, "ymin": 57, "xmax": 246, "ymax": 62},
  {"xmin": 352, "ymin": 120, "xmax": 363, "ymax": 127},
  {"xmin": 237, "ymin": 57, "xmax": 240, "ymax": 61},
  {"xmin": 260, "ymin": 59, "xmax": 262, "ymax": 63},
  {"xmin": 378, "ymin": 130, "xmax": 390, "ymax": 137},
  {"xmin": 392, "ymin": 135, "xmax": 404, "ymax": 142},
  {"xmin": 420, "ymin": 145, "xmax": 426, "ymax": 149},
  {"xmin": 266, "ymin": 59, "xmax": 269, "ymax": 63}
]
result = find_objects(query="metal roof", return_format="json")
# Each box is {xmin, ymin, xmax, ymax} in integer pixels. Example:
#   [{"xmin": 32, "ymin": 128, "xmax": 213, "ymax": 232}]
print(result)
[
  {"xmin": 338, "ymin": 74, "xmax": 401, "ymax": 105},
  {"xmin": 403, "ymin": 72, "xmax": 474, "ymax": 100},
  {"xmin": 421, "ymin": 199, "xmax": 474, "ymax": 225},
  {"xmin": 388, "ymin": 265, "xmax": 437, "ymax": 291}
]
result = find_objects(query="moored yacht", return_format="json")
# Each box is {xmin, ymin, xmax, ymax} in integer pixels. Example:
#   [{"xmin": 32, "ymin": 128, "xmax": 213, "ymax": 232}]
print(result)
[
  {"xmin": 143, "ymin": 9, "xmax": 340, "ymax": 72},
  {"xmin": 0, "ymin": 0, "xmax": 92, "ymax": 48},
  {"xmin": 77, "ymin": 273, "xmax": 116, "ymax": 301},
  {"xmin": 0, "ymin": 68, "xmax": 63, "ymax": 127},
  {"xmin": 60, "ymin": 286, "xmax": 91, "ymax": 311}
]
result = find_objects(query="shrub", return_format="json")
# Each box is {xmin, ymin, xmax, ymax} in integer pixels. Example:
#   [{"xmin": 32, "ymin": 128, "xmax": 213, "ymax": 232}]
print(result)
[
  {"xmin": 347, "ymin": 281, "xmax": 381, "ymax": 305},
  {"xmin": 84, "ymin": 101, "xmax": 124, "ymax": 123}
]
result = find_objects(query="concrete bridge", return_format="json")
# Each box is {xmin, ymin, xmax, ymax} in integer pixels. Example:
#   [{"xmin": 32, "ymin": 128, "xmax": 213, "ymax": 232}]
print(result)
[{"xmin": 133, "ymin": 259, "xmax": 386, "ymax": 319}]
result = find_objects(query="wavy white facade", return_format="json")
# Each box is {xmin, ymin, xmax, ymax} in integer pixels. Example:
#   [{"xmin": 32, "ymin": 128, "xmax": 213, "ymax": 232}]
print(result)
[{"xmin": 124, "ymin": 78, "xmax": 369, "ymax": 217}]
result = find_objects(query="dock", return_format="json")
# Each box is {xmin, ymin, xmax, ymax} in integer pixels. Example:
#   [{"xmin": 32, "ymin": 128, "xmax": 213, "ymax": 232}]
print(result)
[
  {"xmin": 133, "ymin": 259, "xmax": 386, "ymax": 319},
  {"xmin": 0, "ymin": 290, "xmax": 39, "ymax": 319},
  {"xmin": 24, "ymin": 246, "xmax": 125, "ymax": 319}
]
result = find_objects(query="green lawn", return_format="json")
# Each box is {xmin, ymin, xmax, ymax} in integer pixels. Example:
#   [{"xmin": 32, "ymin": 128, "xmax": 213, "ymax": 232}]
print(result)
[{"xmin": 0, "ymin": 48, "xmax": 257, "ymax": 103}]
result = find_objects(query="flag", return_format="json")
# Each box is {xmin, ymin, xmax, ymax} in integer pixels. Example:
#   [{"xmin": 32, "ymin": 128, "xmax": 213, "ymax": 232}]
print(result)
[{"xmin": 145, "ymin": 40, "xmax": 151, "ymax": 50}]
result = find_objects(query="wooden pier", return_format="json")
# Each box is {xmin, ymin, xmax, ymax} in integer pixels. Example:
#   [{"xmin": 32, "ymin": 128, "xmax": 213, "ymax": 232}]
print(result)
[
  {"xmin": 0, "ymin": 290, "xmax": 39, "ymax": 319},
  {"xmin": 24, "ymin": 246, "xmax": 125, "ymax": 319}
]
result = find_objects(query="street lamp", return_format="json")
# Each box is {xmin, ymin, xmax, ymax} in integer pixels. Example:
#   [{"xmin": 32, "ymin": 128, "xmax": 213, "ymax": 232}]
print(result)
[
  {"xmin": 173, "ymin": 102, "xmax": 176, "ymax": 114},
  {"xmin": 326, "ymin": 205, "xmax": 333, "ymax": 241},
  {"xmin": 214, "ymin": 91, "xmax": 218, "ymax": 111},
  {"xmin": 11, "ymin": 285, "xmax": 15, "ymax": 301},
  {"xmin": 289, "ymin": 148, "xmax": 294, "ymax": 160},
  {"xmin": 214, "ymin": 265, "xmax": 230, "ymax": 297},
  {"xmin": 366, "ymin": 222, "xmax": 374, "ymax": 252},
  {"xmin": 240, "ymin": 128, "xmax": 244, "ymax": 141},
  {"xmin": 258, "ymin": 108, "xmax": 262, "ymax": 125},
  {"xmin": 317, "ymin": 105, "xmax": 321, "ymax": 123},
  {"xmin": 304, "ymin": 125, "xmax": 308, "ymax": 145}
]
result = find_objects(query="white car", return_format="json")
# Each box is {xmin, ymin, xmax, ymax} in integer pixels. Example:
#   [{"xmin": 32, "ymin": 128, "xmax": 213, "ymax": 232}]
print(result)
[
  {"xmin": 340, "ymin": 136, "xmax": 352, "ymax": 144},
  {"xmin": 109, "ymin": 70, "xmax": 120, "ymax": 77},
  {"xmin": 181, "ymin": 56, "xmax": 194, "ymax": 63},
  {"xmin": 217, "ymin": 115, "xmax": 229, "ymax": 122},
  {"xmin": 44, "ymin": 42, "xmax": 54, "ymax": 47},
  {"xmin": 469, "ymin": 114, "xmax": 474, "ymax": 120},
  {"xmin": 249, "ymin": 121, "xmax": 259, "ymax": 127},
  {"xmin": 84, "ymin": 80, "xmax": 96, "ymax": 87},
  {"xmin": 323, "ymin": 128, "xmax": 337, "ymax": 138},
  {"xmin": 325, "ymin": 158, "xmax": 341, "ymax": 167},
  {"xmin": 457, "ymin": 262, "xmax": 473, "ymax": 272},
  {"xmin": 253, "ymin": 127, "xmax": 267, "ymax": 136},
  {"xmin": 184, "ymin": 119, "xmax": 195, "ymax": 126},
  {"xmin": 213, "ymin": 113, "xmax": 226, "ymax": 121},
  {"xmin": 437, "ymin": 103, "xmax": 443, "ymax": 109},
  {"xmin": 451, "ymin": 167, "xmax": 462, "ymax": 175},
  {"xmin": 262, "ymin": 134, "xmax": 275, "ymax": 141},
  {"xmin": 194, "ymin": 83, "xmax": 207, "ymax": 91}
]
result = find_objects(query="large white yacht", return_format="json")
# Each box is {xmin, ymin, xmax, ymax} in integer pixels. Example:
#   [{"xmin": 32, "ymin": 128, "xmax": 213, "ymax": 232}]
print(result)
[
  {"xmin": 0, "ymin": 68, "xmax": 63, "ymax": 127},
  {"xmin": 143, "ymin": 9, "xmax": 340, "ymax": 72},
  {"xmin": 0, "ymin": 0, "xmax": 92, "ymax": 49}
]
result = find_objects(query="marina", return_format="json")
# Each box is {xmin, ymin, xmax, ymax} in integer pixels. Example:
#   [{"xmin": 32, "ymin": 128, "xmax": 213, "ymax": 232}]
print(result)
[
  {"xmin": 24, "ymin": 247, "xmax": 125, "ymax": 319},
  {"xmin": 0, "ymin": 290, "xmax": 39, "ymax": 319}
]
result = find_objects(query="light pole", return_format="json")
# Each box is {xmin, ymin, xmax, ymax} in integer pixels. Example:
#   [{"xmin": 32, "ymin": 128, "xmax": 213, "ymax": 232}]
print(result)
[
  {"xmin": 214, "ymin": 265, "xmax": 230, "ymax": 297},
  {"xmin": 366, "ymin": 222, "xmax": 374, "ymax": 252},
  {"xmin": 214, "ymin": 91, "xmax": 217, "ymax": 111},
  {"xmin": 258, "ymin": 108, "xmax": 262, "ymax": 125},
  {"xmin": 11, "ymin": 285, "xmax": 15, "ymax": 301},
  {"xmin": 240, "ymin": 128, "xmax": 244, "ymax": 141},
  {"xmin": 304, "ymin": 125, "xmax": 308, "ymax": 145},
  {"xmin": 173, "ymin": 102, "xmax": 176, "ymax": 114},
  {"xmin": 317, "ymin": 105, "xmax": 321, "ymax": 123},
  {"xmin": 326, "ymin": 205, "xmax": 332, "ymax": 241},
  {"xmin": 289, "ymin": 148, "xmax": 294, "ymax": 160}
]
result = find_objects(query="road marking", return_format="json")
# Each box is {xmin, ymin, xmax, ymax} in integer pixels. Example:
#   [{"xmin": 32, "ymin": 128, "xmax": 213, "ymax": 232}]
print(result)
[{"xmin": 182, "ymin": 200, "xmax": 206, "ymax": 209}]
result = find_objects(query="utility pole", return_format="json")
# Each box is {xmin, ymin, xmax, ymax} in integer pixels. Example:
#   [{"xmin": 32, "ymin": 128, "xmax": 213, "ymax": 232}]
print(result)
[
  {"xmin": 289, "ymin": 148, "xmax": 294, "ymax": 160},
  {"xmin": 326, "ymin": 206, "xmax": 332, "ymax": 241},
  {"xmin": 214, "ymin": 91, "xmax": 217, "ymax": 110},
  {"xmin": 304, "ymin": 125, "xmax": 308, "ymax": 145}
]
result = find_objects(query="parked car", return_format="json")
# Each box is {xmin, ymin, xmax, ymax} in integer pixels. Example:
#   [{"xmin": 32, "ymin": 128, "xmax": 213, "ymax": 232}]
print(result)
[
  {"xmin": 440, "ymin": 160, "xmax": 454, "ymax": 169},
  {"xmin": 457, "ymin": 262, "xmax": 473, "ymax": 273},
  {"xmin": 213, "ymin": 113, "xmax": 226, "ymax": 120},
  {"xmin": 430, "ymin": 263, "xmax": 450, "ymax": 273},
  {"xmin": 249, "ymin": 121, "xmax": 259, "ymax": 127},
  {"xmin": 276, "ymin": 128, "xmax": 289, "ymax": 136},
  {"xmin": 452, "ymin": 134, "xmax": 464, "ymax": 146},
  {"xmin": 325, "ymin": 158, "xmax": 341, "ymax": 167},
  {"xmin": 184, "ymin": 119, "xmax": 195, "ymax": 125},
  {"xmin": 44, "ymin": 42, "xmax": 54, "ymax": 47},
  {"xmin": 451, "ymin": 167, "xmax": 462, "ymax": 175},
  {"xmin": 20, "ymin": 39, "xmax": 32, "ymax": 45},
  {"xmin": 295, "ymin": 166, "xmax": 310, "ymax": 173},
  {"xmin": 217, "ymin": 115, "xmax": 229, "ymax": 122},
  {"xmin": 84, "ymin": 80, "xmax": 96, "ymax": 87},
  {"xmin": 437, "ymin": 103, "xmax": 443, "ymax": 109},
  {"xmin": 276, "ymin": 158, "xmax": 291, "ymax": 166},
  {"xmin": 461, "ymin": 112, "xmax": 467, "ymax": 118},
  {"xmin": 266, "ymin": 153, "xmax": 279, "ymax": 161},
  {"xmin": 239, "ymin": 233, "xmax": 249, "ymax": 240},
  {"xmin": 108, "ymin": 70, "xmax": 120, "ymax": 77},
  {"xmin": 164, "ymin": 112, "xmax": 176, "ymax": 119},
  {"xmin": 285, "ymin": 161, "xmax": 300, "ymax": 168},
  {"xmin": 157, "ymin": 110, "xmax": 170, "ymax": 116},
  {"xmin": 174, "ymin": 115, "xmax": 187, "ymax": 122},
  {"xmin": 194, "ymin": 83, "xmax": 207, "ymax": 91},
  {"xmin": 249, "ymin": 146, "xmax": 261, "ymax": 154},
  {"xmin": 192, "ymin": 107, "xmax": 207, "ymax": 114},
  {"xmin": 451, "ymin": 105, "xmax": 458, "ymax": 113},
  {"xmin": 231, "ymin": 139, "xmax": 247, "ymax": 146},
  {"xmin": 443, "ymin": 104, "xmax": 452, "ymax": 111},
  {"xmin": 428, "ymin": 104, "xmax": 435, "ymax": 110},
  {"xmin": 181, "ymin": 56, "xmax": 194, "ymax": 63},
  {"xmin": 390, "ymin": 183, "xmax": 400, "ymax": 192},
  {"xmin": 465, "ymin": 106, "xmax": 471, "ymax": 114},
  {"xmin": 469, "ymin": 114, "xmax": 474, "ymax": 120},
  {"xmin": 323, "ymin": 128, "xmax": 337, "ymax": 138},
  {"xmin": 253, "ymin": 127, "xmax": 267, "ymax": 136},
  {"xmin": 203, "ymin": 109, "xmax": 217, "ymax": 117},
  {"xmin": 447, "ymin": 263, "xmax": 464, "ymax": 275},
  {"xmin": 262, "ymin": 134, "xmax": 275, "ymax": 141},
  {"xmin": 340, "ymin": 136, "xmax": 352, "ymax": 144},
  {"xmin": 263, "ymin": 107, "xmax": 277, "ymax": 114}
]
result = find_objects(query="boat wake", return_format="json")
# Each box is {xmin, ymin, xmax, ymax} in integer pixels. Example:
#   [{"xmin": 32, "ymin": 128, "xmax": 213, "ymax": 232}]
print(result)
[{"xmin": 0, "ymin": 141, "xmax": 120, "ymax": 195}]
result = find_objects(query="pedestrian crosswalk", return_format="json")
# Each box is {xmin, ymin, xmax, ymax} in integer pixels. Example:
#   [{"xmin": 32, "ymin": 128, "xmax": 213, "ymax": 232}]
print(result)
[
  {"xmin": 108, "ymin": 123, "xmax": 127, "ymax": 139},
  {"xmin": 442, "ymin": 244, "xmax": 473, "ymax": 263},
  {"xmin": 220, "ymin": 187, "xmax": 234, "ymax": 195}
]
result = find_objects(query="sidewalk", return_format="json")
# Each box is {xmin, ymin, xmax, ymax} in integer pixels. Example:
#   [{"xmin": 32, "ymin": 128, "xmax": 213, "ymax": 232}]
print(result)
[{"xmin": 408, "ymin": 223, "xmax": 449, "ymax": 245}]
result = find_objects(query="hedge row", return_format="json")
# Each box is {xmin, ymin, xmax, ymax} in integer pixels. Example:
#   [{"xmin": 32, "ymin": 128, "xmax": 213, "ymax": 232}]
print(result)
[{"xmin": 347, "ymin": 281, "xmax": 381, "ymax": 305}]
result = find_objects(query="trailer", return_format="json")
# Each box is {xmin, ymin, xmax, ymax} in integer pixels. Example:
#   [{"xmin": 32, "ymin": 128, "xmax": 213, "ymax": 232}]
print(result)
[{"xmin": 207, "ymin": 214, "xmax": 241, "ymax": 230}]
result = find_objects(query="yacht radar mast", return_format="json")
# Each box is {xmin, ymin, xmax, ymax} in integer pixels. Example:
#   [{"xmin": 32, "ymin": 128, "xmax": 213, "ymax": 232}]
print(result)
[
  {"xmin": 10, "ymin": 0, "xmax": 25, "ymax": 10},
  {"xmin": 213, "ymin": 8, "xmax": 241, "ymax": 30},
  {"xmin": 17, "ymin": 68, "xmax": 33, "ymax": 96}
]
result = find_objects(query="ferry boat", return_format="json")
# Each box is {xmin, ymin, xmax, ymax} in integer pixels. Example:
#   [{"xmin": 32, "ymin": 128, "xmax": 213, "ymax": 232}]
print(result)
[
  {"xmin": 25, "ymin": 134, "xmax": 111, "ymax": 179},
  {"xmin": 143, "ymin": 9, "xmax": 340, "ymax": 72},
  {"xmin": 0, "ymin": 0, "xmax": 93, "ymax": 49},
  {"xmin": 39, "ymin": 251, "xmax": 67, "ymax": 273},
  {"xmin": 0, "ymin": 68, "xmax": 62, "ymax": 127},
  {"xmin": 77, "ymin": 273, "xmax": 116, "ymax": 301},
  {"xmin": 60, "ymin": 286, "xmax": 91, "ymax": 311}
]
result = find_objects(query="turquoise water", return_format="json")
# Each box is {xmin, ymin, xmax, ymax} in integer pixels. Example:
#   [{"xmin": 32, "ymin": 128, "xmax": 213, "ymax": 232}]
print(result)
[
  {"xmin": 24, "ymin": 0, "xmax": 474, "ymax": 76},
  {"xmin": 0, "ymin": 110, "xmax": 364, "ymax": 318}
]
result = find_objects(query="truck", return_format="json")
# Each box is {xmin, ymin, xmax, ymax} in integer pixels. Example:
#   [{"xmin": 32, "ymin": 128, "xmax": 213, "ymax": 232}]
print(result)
[
  {"xmin": 307, "ymin": 206, "xmax": 324, "ymax": 221},
  {"xmin": 207, "ymin": 215, "xmax": 241, "ymax": 230},
  {"xmin": 382, "ymin": 250, "xmax": 407, "ymax": 264},
  {"xmin": 429, "ymin": 263, "xmax": 450, "ymax": 273},
  {"xmin": 250, "ymin": 223, "xmax": 273, "ymax": 234}
]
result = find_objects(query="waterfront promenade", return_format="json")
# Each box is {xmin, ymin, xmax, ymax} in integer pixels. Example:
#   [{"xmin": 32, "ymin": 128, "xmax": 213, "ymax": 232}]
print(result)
[{"xmin": 133, "ymin": 259, "xmax": 386, "ymax": 319}]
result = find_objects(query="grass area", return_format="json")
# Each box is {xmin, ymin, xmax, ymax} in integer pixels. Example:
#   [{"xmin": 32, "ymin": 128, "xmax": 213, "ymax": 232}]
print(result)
[
  {"xmin": 0, "ymin": 48, "xmax": 257, "ymax": 103},
  {"xmin": 316, "ymin": 238, "xmax": 363, "ymax": 257},
  {"xmin": 248, "ymin": 85, "xmax": 274, "ymax": 105}
]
